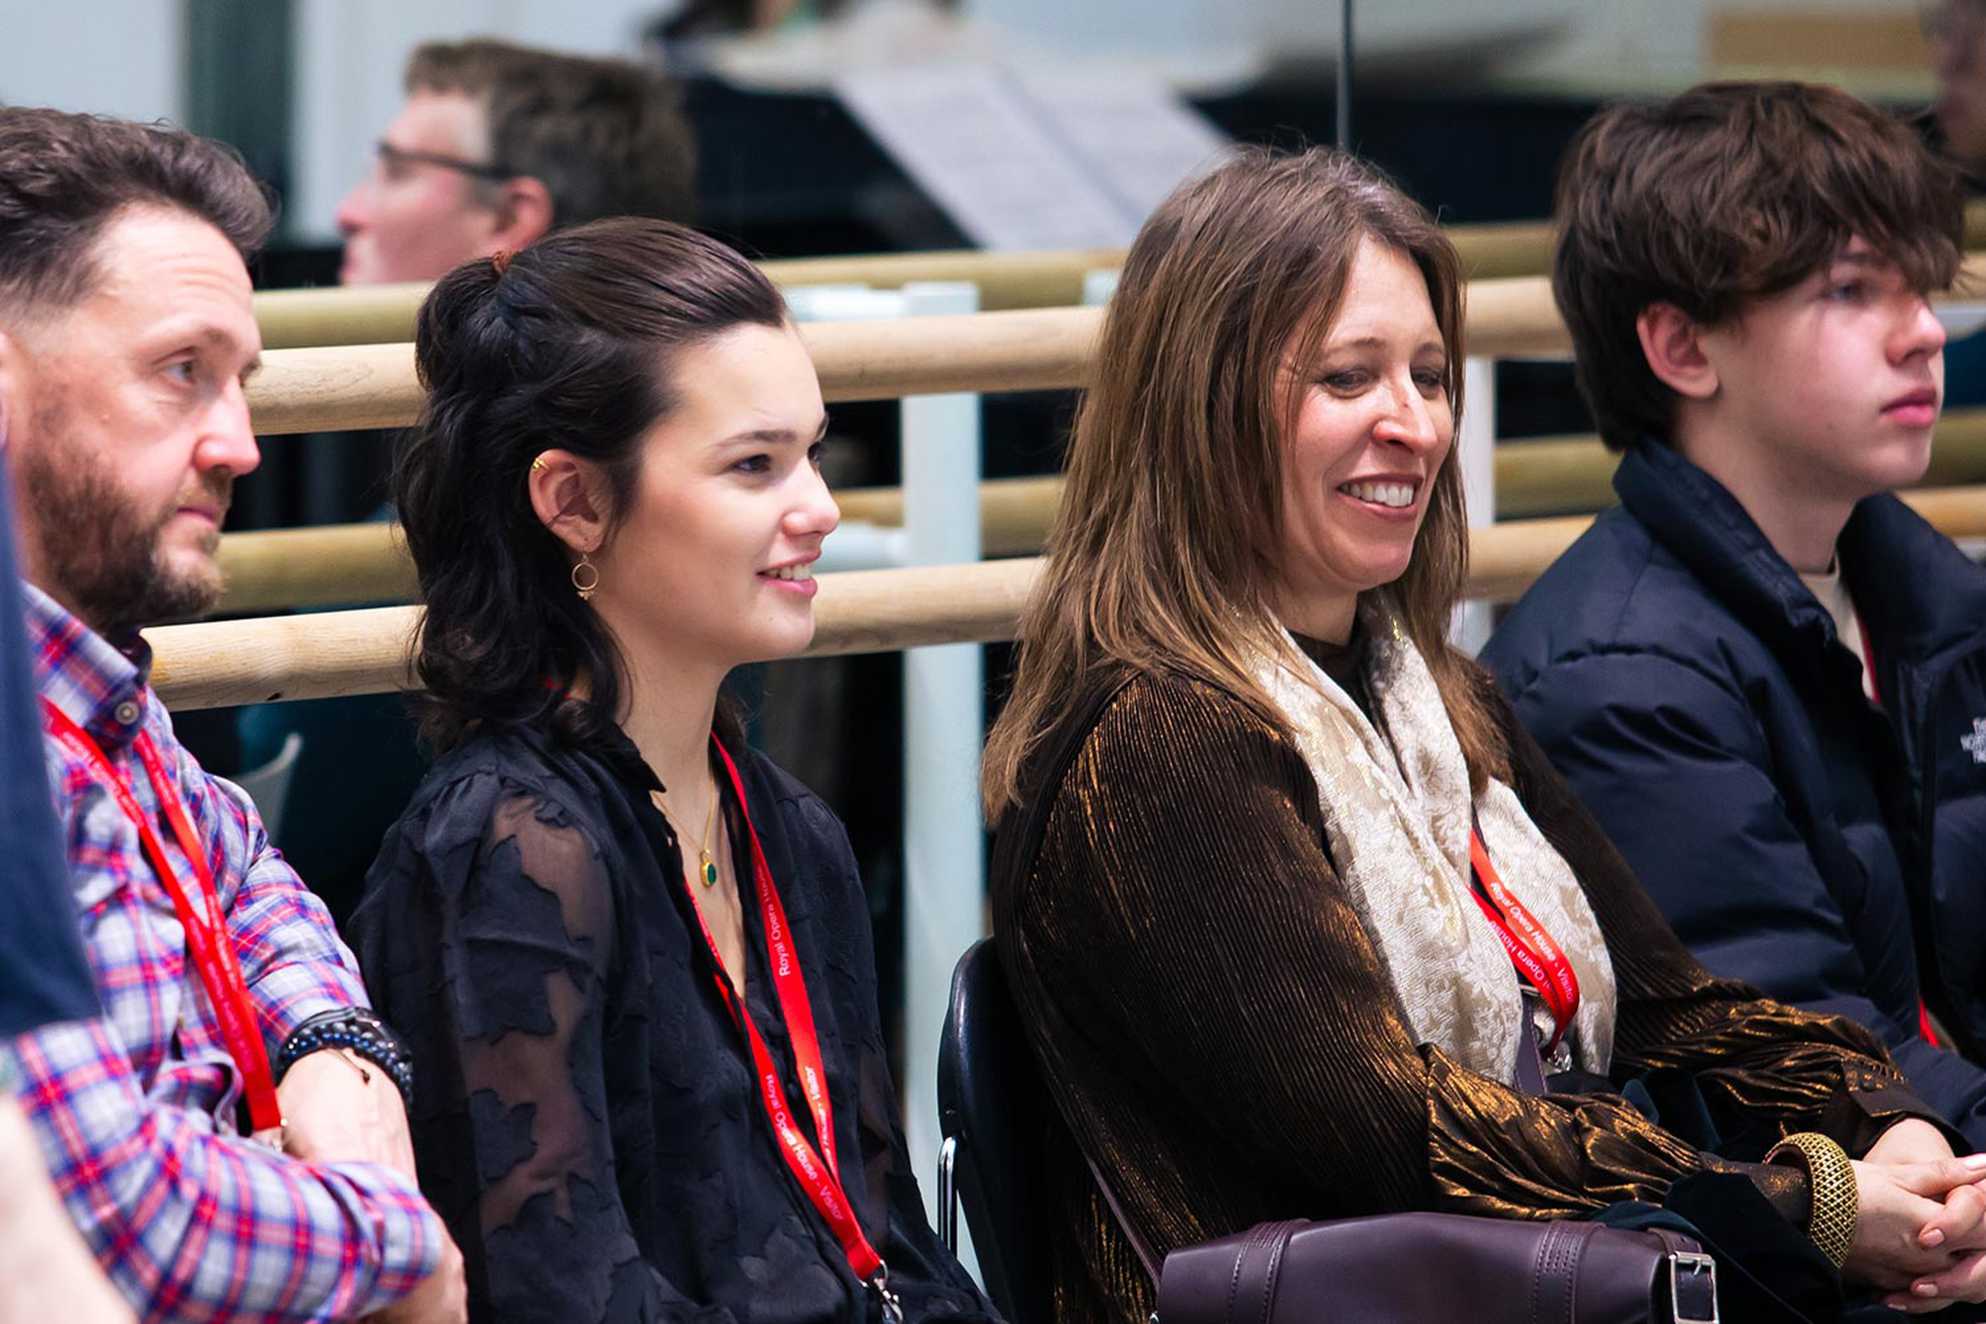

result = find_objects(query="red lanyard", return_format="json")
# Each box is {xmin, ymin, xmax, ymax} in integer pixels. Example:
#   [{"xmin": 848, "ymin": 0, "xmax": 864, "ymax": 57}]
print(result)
[
  {"xmin": 1467, "ymin": 829, "xmax": 1581, "ymax": 1054},
  {"xmin": 692, "ymin": 738, "xmax": 900, "ymax": 1321},
  {"xmin": 40, "ymin": 698, "xmax": 283, "ymax": 1138}
]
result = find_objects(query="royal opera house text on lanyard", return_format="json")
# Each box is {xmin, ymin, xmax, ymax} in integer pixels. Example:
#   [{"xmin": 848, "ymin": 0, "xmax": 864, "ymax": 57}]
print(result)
[
  {"xmin": 1467, "ymin": 829, "xmax": 1581, "ymax": 1055},
  {"xmin": 692, "ymin": 736, "xmax": 903, "ymax": 1323}
]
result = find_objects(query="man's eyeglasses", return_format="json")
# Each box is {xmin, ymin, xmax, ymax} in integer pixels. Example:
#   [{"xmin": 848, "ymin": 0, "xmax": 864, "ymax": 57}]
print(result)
[{"xmin": 374, "ymin": 140, "xmax": 516, "ymax": 182}]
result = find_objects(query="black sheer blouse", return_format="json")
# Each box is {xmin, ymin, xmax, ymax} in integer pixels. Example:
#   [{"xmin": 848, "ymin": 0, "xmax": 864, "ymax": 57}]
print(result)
[{"xmin": 351, "ymin": 723, "xmax": 995, "ymax": 1324}]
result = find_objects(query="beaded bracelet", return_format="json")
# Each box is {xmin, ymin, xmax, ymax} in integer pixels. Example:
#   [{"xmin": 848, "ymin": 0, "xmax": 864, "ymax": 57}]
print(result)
[{"xmin": 275, "ymin": 1007, "xmax": 415, "ymax": 1110}]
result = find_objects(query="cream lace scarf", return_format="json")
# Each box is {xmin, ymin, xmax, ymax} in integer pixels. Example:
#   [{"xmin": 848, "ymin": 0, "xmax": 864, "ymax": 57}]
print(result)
[{"xmin": 1255, "ymin": 604, "xmax": 1617, "ymax": 1085}]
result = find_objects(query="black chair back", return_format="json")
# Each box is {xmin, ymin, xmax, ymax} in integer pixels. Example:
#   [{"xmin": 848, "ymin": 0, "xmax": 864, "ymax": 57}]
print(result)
[{"xmin": 939, "ymin": 937, "xmax": 1058, "ymax": 1323}]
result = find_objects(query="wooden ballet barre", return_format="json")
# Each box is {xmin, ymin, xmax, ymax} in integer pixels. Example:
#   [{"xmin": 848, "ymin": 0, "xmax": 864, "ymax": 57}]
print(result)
[
  {"xmin": 245, "ymin": 305, "xmax": 1111, "ymax": 435},
  {"xmin": 217, "ymin": 523, "xmax": 418, "ymax": 612},
  {"xmin": 235, "ymin": 254, "xmax": 1986, "ymax": 436},
  {"xmin": 255, "ymin": 282, "xmax": 431, "ymax": 352},
  {"xmin": 252, "ymin": 204, "xmax": 1986, "ymax": 352},
  {"xmin": 212, "ymin": 477, "xmax": 1067, "ymax": 613},
  {"xmin": 157, "ymin": 485, "xmax": 1986, "ymax": 710},
  {"xmin": 214, "ymin": 413, "xmax": 1986, "ymax": 613},
  {"xmin": 241, "ymin": 279, "xmax": 1565, "ymax": 436},
  {"xmin": 1499, "ymin": 409, "xmax": 1986, "ymax": 518},
  {"xmin": 151, "ymin": 559, "xmax": 1042, "ymax": 710},
  {"xmin": 251, "ymin": 223, "xmax": 1568, "ymax": 351},
  {"xmin": 252, "ymin": 252, "xmax": 1127, "ymax": 348}
]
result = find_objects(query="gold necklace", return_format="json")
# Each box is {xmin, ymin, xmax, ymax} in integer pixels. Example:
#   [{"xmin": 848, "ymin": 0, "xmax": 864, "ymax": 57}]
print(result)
[
  {"xmin": 695, "ymin": 789, "xmax": 720, "ymax": 889},
  {"xmin": 658, "ymin": 785, "xmax": 722, "ymax": 889}
]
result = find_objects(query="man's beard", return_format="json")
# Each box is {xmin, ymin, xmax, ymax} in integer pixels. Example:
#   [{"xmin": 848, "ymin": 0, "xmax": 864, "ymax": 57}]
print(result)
[{"xmin": 15, "ymin": 441, "xmax": 230, "ymax": 636}]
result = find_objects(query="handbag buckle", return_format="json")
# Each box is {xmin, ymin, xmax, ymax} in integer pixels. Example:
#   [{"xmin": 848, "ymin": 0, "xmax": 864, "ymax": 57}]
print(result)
[{"xmin": 1667, "ymin": 1249, "xmax": 1719, "ymax": 1324}]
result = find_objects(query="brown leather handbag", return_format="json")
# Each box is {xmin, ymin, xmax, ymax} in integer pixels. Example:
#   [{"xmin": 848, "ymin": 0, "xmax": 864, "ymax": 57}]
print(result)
[
  {"xmin": 1152, "ymin": 1213, "xmax": 1719, "ymax": 1324},
  {"xmin": 1083, "ymin": 1026, "xmax": 1722, "ymax": 1324}
]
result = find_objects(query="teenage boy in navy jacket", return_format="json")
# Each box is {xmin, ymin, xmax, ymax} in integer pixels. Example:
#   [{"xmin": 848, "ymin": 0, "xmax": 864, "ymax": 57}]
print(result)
[{"xmin": 1484, "ymin": 81, "xmax": 1986, "ymax": 1148}]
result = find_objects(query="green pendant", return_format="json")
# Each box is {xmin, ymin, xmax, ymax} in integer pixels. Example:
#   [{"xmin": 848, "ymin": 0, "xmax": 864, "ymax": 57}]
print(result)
[{"xmin": 701, "ymin": 853, "xmax": 719, "ymax": 888}]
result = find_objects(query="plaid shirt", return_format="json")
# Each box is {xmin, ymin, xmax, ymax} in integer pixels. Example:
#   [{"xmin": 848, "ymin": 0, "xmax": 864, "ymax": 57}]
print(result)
[{"xmin": 0, "ymin": 584, "xmax": 443, "ymax": 1322}]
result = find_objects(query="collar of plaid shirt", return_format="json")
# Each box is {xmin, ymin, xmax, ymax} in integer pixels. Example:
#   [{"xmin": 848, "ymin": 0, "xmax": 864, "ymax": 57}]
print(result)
[{"xmin": 23, "ymin": 582, "xmax": 152, "ymax": 753}]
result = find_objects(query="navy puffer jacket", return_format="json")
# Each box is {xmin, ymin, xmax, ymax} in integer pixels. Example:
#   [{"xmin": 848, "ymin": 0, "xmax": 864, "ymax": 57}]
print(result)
[{"xmin": 1483, "ymin": 441, "xmax": 1986, "ymax": 1148}]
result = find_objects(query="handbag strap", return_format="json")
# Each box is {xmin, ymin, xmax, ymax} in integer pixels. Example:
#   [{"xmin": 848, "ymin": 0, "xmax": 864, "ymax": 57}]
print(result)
[
  {"xmin": 1514, "ymin": 1000, "xmax": 1550, "ymax": 1094},
  {"xmin": 1081, "ymin": 1145, "xmax": 1164, "ymax": 1287}
]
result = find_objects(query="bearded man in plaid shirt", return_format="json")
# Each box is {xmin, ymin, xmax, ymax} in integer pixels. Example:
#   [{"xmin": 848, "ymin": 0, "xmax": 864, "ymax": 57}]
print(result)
[{"xmin": 0, "ymin": 108, "xmax": 464, "ymax": 1323}]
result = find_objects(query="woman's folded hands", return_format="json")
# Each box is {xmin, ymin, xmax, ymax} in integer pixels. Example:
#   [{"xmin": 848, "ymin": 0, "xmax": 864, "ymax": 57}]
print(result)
[{"xmin": 1846, "ymin": 1118, "xmax": 1986, "ymax": 1312}]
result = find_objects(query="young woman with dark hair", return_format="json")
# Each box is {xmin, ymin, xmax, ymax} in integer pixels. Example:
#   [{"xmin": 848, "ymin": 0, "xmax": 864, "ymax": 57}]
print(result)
[
  {"xmin": 350, "ymin": 217, "xmax": 995, "ymax": 1324},
  {"xmin": 983, "ymin": 146, "xmax": 1986, "ymax": 1322}
]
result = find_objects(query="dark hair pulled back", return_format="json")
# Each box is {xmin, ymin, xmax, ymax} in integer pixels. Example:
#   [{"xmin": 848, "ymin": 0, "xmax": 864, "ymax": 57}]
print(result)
[{"xmin": 396, "ymin": 216, "xmax": 786, "ymax": 754}]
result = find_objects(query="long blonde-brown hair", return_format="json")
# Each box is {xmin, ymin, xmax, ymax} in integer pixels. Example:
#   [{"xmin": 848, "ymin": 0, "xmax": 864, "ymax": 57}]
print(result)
[{"xmin": 982, "ymin": 146, "xmax": 1509, "ymax": 815}]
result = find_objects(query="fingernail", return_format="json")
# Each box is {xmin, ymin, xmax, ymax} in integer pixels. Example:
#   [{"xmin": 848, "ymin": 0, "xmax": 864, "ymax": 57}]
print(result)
[
  {"xmin": 1923, "ymin": 1228, "xmax": 1947, "ymax": 1247},
  {"xmin": 1961, "ymin": 1153, "xmax": 1986, "ymax": 1168},
  {"xmin": 1914, "ymin": 1281, "xmax": 1940, "ymax": 1298}
]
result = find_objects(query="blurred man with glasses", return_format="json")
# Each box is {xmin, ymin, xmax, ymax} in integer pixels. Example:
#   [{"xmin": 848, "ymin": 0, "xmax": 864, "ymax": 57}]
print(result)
[
  {"xmin": 336, "ymin": 38, "xmax": 697, "ymax": 285},
  {"xmin": 1929, "ymin": 0, "xmax": 1986, "ymax": 169}
]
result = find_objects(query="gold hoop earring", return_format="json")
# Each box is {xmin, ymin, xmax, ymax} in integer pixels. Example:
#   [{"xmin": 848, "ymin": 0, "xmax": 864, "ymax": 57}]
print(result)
[
  {"xmin": 571, "ymin": 554, "xmax": 600, "ymax": 602},
  {"xmin": 530, "ymin": 455, "xmax": 548, "ymax": 474}
]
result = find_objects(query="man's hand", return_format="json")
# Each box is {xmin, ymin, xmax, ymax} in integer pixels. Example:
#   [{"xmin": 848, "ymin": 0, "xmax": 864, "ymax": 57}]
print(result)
[
  {"xmin": 368, "ymin": 1229, "xmax": 466, "ymax": 1324},
  {"xmin": 278, "ymin": 1048, "xmax": 417, "ymax": 1180},
  {"xmin": 281, "ymin": 1052, "xmax": 463, "ymax": 1322}
]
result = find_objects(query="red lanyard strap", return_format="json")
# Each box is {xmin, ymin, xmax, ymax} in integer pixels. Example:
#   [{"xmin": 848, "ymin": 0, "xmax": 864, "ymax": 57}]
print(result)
[
  {"xmin": 691, "ymin": 737, "xmax": 898, "ymax": 1318},
  {"xmin": 1467, "ymin": 829, "xmax": 1582, "ymax": 1055},
  {"xmin": 40, "ymin": 698, "xmax": 283, "ymax": 1137}
]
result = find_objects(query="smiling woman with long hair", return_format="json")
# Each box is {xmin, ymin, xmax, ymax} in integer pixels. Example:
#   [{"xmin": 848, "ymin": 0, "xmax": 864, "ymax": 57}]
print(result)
[
  {"xmin": 982, "ymin": 147, "xmax": 1986, "ymax": 1323},
  {"xmin": 349, "ymin": 218, "xmax": 994, "ymax": 1324}
]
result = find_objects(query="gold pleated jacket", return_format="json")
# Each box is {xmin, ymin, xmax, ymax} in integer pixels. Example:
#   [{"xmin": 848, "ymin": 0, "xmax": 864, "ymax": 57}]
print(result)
[{"xmin": 988, "ymin": 666, "xmax": 1939, "ymax": 1324}]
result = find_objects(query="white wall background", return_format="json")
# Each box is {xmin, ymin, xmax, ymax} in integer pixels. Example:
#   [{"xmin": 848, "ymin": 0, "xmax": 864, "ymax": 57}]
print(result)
[
  {"xmin": 968, "ymin": 0, "xmax": 1926, "ymax": 88},
  {"xmin": 0, "ymin": 0, "xmax": 1933, "ymax": 243},
  {"xmin": 0, "ymin": 0, "xmax": 181, "ymax": 124}
]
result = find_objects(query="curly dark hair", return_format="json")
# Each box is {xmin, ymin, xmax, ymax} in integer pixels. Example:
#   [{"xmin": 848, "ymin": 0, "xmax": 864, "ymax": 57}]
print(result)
[
  {"xmin": 1553, "ymin": 81, "xmax": 1965, "ymax": 452},
  {"xmin": 0, "ymin": 106, "xmax": 271, "ymax": 317},
  {"xmin": 396, "ymin": 216, "xmax": 786, "ymax": 754}
]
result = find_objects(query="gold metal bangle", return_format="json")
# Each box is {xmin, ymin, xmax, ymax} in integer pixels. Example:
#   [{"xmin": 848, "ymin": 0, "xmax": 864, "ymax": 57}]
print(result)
[{"xmin": 1766, "ymin": 1132, "xmax": 1858, "ymax": 1269}]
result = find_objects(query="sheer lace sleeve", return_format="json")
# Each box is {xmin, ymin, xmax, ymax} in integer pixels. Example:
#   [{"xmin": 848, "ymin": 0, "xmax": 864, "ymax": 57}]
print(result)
[{"xmin": 418, "ymin": 777, "xmax": 733, "ymax": 1324}]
